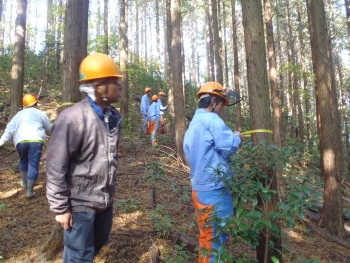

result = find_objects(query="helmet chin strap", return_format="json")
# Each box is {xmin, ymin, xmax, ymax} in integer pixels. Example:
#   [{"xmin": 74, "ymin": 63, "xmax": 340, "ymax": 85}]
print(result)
[
  {"xmin": 211, "ymin": 98, "xmax": 217, "ymax": 112},
  {"xmin": 102, "ymin": 81, "xmax": 110, "ymax": 105}
]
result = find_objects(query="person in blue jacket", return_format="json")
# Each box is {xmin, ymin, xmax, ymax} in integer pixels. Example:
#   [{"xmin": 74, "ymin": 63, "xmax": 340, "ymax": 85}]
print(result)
[
  {"xmin": 148, "ymin": 95, "xmax": 160, "ymax": 145},
  {"xmin": 183, "ymin": 82, "xmax": 244, "ymax": 263},
  {"xmin": 140, "ymin": 87, "xmax": 152, "ymax": 134}
]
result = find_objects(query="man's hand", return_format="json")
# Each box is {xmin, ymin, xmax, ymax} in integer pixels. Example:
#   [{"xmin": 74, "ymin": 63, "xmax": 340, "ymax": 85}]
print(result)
[
  {"xmin": 234, "ymin": 131, "xmax": 245, "ymax": 141},
  {"xmin": 55, "ymin": 211, "xmax": 73, "ymax": 230}
]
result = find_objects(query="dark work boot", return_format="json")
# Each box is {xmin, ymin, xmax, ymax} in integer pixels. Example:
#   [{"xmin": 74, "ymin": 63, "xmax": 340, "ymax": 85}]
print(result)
[
  {"xmin": 20, "ymin": 171, "xmax": 28, "ymax": 189},
  {"xmin": 27, "ymin": 179, "xmax": 36, "ymax": 198}
]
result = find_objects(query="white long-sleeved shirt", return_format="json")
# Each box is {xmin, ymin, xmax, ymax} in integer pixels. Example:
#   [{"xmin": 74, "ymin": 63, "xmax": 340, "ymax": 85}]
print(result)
[
  {"xmin": 157, "ymin": 98, "xmax": 168, "ymax": 115},
  {"xmin": 0, "ymin": 108, "xmax": 52, "ymax": 146}
]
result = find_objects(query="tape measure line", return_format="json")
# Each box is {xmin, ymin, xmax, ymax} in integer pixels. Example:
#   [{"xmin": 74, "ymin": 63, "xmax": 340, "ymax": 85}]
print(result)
[
  {"xmin": 242, "ymin": 129, "xmax": 273, "ymax": 137},
  {"xmin": 59, "ymin": 102, "xmax": 76, "ymax": 107}
]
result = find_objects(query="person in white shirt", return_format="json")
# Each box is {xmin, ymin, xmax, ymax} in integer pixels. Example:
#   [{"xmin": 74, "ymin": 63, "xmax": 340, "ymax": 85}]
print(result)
[
  {"xmin": 157, "ymin": 92, "xmax": 168, "ymax": 134},
  {"xmin": 0, "ymin": 94, "xmax": 52, "ymax": 197}
]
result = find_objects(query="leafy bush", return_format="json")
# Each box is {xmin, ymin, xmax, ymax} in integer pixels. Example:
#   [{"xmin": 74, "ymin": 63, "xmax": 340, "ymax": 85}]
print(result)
[
  {"xmin": 201, "ymin": 141, "xmax": 323, "ymax": 261},
  {"xmin": 149, "ymin": 205, "xmax": 174, "ymax": 237},
  {"xmin": 115, "ymin": 198, "xmax": 141, "ymax": 213}
]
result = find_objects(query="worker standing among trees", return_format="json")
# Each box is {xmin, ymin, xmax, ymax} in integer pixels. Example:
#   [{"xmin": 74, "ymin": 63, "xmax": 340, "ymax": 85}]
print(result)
[
  {"xmin": 140, "ymin": 87, "xmax": 152, "ymax": 134},
  {"xmin": 183, "ymin": 82, "xmax": 244, "ymax": 263},
  {"xmin": 46, "ymin": 53, "xmax": 124, "ymax": 263},
  {"xmin": 148, "ymin": 94, "xmax": 161, "ymax": 145},
  {"xmin": 0, "ymin": 94, "xmax": 52, "ymax": 198}
]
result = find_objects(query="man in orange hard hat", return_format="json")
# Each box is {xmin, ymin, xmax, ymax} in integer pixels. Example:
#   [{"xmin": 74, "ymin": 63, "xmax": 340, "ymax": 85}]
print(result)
[
  {"xmin": 140, "ymin": 87, "xmax": 152, "ymax": 134},
  {"xmin": 183, "ymin": 82, "xmax": 244, "ymax": 263},
  {"xmin": 0, "ymin": 93, "xmax": 52, "ymax": 198},
  {"xmin": 46, "ymin": 53, "xmax": 124, "ymax": 263}
]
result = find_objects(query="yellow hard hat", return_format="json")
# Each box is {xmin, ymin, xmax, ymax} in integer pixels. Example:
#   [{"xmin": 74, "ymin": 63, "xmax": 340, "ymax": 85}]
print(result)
[
  {"xmin": 197, "ymin": 82, "xmax": 229, "ymax": 106},
  {"xmin": 22, "ymin": 94, "xmax": 38, "ymax": 108},
  {"xmin": 145, "ymin": 87, "xmax": 152, "ymax": 93},
  {"xmin": 151, "ymin": 95, "xmax": 159, "ymax": 101},
  {"xmin": 79, "ymin": 53, "xmax": 123, "ymax": 82}
]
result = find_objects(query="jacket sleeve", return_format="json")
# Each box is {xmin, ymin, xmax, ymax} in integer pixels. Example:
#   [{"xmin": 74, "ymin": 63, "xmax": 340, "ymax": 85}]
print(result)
[
  {"xmin": 0, "ymin": 113, "xmax": 19, "ymax": 146},
  {"xmin": 46, "ymin": 110, "xmax": 83, "ymax": 214},
  {"xmin": 42, "ymin": 113, "xmax": 52, "ymax": 136},
  {"xmin": 140, "ymin": 95, "xmax": 146, "ymax": 114},
  {"xmin": 211, "ymin": 117, "xmax": 241, "ymax": 159}
]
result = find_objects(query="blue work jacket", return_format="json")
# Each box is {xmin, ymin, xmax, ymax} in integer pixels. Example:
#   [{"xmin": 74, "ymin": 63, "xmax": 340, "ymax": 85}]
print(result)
[
  {"xmin": 183, "ymin": 108, "xmax": 241, "ymax": 191},
  {"xmin": 140, "ymin": 94, "xmax": 150, "ymax": 115}
]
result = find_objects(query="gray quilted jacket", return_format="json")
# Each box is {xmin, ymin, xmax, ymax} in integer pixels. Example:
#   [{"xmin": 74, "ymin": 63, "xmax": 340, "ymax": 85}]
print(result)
[{"xmin": 46, "ymin": 98, "xmax": 121, "ymax": 214}]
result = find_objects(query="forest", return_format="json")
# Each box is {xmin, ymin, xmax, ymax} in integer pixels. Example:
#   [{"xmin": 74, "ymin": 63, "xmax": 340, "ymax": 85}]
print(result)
[{"xmin": 1, "ymin": 0, "xmax": 350, "ymax": 262}]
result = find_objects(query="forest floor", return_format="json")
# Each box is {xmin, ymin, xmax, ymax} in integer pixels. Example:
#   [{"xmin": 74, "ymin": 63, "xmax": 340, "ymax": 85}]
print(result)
[{"xmin": 0, "ymin": 96, "xmax": 350, "ymax": 263}]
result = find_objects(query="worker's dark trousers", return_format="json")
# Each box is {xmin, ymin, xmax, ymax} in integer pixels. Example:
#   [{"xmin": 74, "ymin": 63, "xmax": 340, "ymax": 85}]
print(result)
[
  {"xmin": 16, "ymin": 141, "xmax": 43, "ymax": 180},
  {"xmin": 63, "ymin": 207, "xmax": 113, "ymax": 263}
]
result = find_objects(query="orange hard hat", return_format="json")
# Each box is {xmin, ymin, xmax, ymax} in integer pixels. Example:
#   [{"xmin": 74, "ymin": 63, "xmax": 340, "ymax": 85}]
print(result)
[
  {"xmin": 145, "ymin": 87, "xmax": 152, "ymax": 93},
  {"xmin": 22, "ymin": 94, "xmax": 38, "ymax": 108},
  {"xmin": 158, "ymin": 92, "xmax": 166, "ymax": 96},
  {"xmin": 197, "ymin": 82, "xmax": 229, "ymax": 106},
  {"xmin": 151, "ymin": 95, "xmax": 159, "ymax": 101},
  {"xmin": 79, "ymin": 53, "xmax": 123, "ymax": 82}
]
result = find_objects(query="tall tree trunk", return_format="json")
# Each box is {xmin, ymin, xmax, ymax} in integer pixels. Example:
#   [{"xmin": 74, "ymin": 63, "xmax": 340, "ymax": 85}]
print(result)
[
  {"xmin": 135, "ymin": 1, "xmax": 139, "ymax": 61},
  {"xmin": 264, "ymin": 0, "xmax": 281, "ymax": 147},
  {"xmin": 55, "ymin": 0, "xmax": 63, "ymax": 77},
  {"xmin": 306, "ymin": 0, "xmax": 345, "ymax": 239},
  {"xmin": 0, "ymin": 0, "xmax": 3, "ymax": 21},
  {"xmin": 0, "ymin": 0, "xmax": 6, "ymax": 55},
  {"xmin": 222, "ymin": 0, "xmax": 229, "ymax": 89},
  {"xmin": 62, "ymin": 0, "xmax": 88, "ymax": 103},
  {"xmin": 231, "ymin": 0, "xmax": 242, "ymax": 131},
  {"xmin": 156, "ymin": 0, "xmax": 162, "ymax": 90},
  {"xmin": 10, "ymin": 0, "xmax": 27, "ymax": 119},
  {"xmin": 205, "ymin": 4, "xmax": 215, "ymax": 81},
  {"xmin": 336, "ymin": 52, "xmax": 349, "ymax": 179},
  {"xmin": 119, "ymin": 0, "xmax": 128, "ymax": 115},
  {"xmin": 211, "ymin": 0, "xmax": 223, "ymax": 85},
  {"xmin": 104, "ymin": 0, "xmax": 109, "ymax": 54},
  {"xmin": 170, "ymin": 0, "xmax": 186, "ymax": 161},
  {"xmin": 275, "ymin": 0, "xmax": 286, "ymax": 144},
  {"xmin": 165, "ymin": 0, "xmax": 172, "ymax": 109},
  {"xmin": 297, "ymin": 2, "xmax": 311, "ymax": 147},
  {"xmin": 143, "ymin": 3, "xmax": 147, "ymax": 65},
  {"xmin": 242, "ymin": 1, "xmax": 283, "ymax": 262},
  {"xmin": 286, "ymin": 0, "xmax": 296, "ymax": 138},
  {"xmin": 345, "ymin": 0, "xmax": 350, "ymax": 46},
  {"xmin": 97, "ymin": 0, "xmax": 101, "ymax": 38}
]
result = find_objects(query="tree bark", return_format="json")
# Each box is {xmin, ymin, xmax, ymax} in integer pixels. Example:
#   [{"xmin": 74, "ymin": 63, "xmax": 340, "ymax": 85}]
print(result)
[
  {"xmin": 205, "ymin": 3, "xmax": 215, "ymax": 81},
  {"xmin": 104, "ymin": 0, "xmax": 109, "ymax": 54},
  {"xmin": 119, "ymin": 0, "xmax": 128, "ymax": 115},
  {"xmin": 345, "ymin": 0, "xmax": 350, "ymax": 46},
  {"xmin": 62, "ymin": 0, "xmax": 89, "ymax": 103},
  {"xmin": 242, "ymin": 1, "xmax": 282, "ymax": 262},
  {"xmin": 156, "ymin": 0, "xmax": 162, "ymax": 90},
  {"xmin": 264, "ymin": 0, "xmax": 281, "ymax": 148},
  {"xmin": 55, "ymin": 0, "xmax": 63, "ymax": 77},
  {"xmin": 211, "ymin": 0, "xmax": 223, "ymax": 85},
  {"xmin": 306, "ymin": 0, "xmax": 345, "ymax": 239},
  {"xmin": 170, "ymin": 0, "xmax": 186, "ymax": 162},
  {"xmin": 10, "ymin": 0, "xmax": 27, "ymax": 119},
  {"xmin": 231, "ymin": 0, "xmax": 242, "ymax": 132}
]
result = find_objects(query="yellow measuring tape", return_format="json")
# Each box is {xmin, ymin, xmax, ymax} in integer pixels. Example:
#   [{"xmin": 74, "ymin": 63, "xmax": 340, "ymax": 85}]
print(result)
[
  {"xmin": 242, "ymin": 129, "xmax": 273, "ymax": 137},
  {"xmin": 58, "ymin": 102, "xmax": 76, "ymax": 108}
]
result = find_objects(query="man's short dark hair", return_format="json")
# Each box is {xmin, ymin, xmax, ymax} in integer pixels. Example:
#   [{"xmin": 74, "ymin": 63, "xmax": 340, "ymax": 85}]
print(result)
[{"xmin": 198, "ymin": 94, "xmax": 224, "ymax": 108}]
